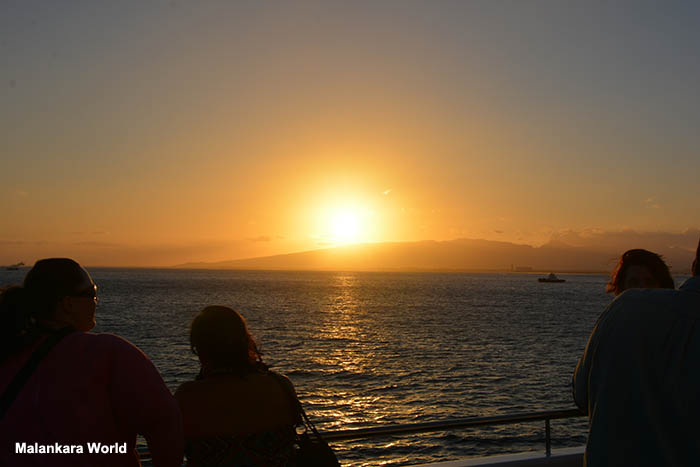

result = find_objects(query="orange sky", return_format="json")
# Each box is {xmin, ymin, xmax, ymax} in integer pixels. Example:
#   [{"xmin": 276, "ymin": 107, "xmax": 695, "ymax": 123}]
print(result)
[{"xmin": 2, "ymin": 2, "xmax": 699, "ymax": 267}]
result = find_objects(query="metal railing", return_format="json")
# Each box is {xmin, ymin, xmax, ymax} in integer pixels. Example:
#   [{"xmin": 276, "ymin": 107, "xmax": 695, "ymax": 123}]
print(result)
[
  {"xmin": 321, "ymin": 408, "xmax": 585, "ymax": 456},
  {"xmin": 138, "ymin": 407, "xmax": 586, "ymax": 462}
]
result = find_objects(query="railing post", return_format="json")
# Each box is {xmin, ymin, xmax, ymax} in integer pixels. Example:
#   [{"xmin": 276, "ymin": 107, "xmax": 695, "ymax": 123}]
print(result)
[{"xmin": 545, "ymin": 418, "xmax": 551, "ymax": 457}]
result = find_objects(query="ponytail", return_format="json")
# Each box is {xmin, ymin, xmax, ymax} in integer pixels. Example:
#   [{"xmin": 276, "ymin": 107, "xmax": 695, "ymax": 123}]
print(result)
[{"xmin": 0, "ymin": 286, "xmax": 34, "ymax": 360}]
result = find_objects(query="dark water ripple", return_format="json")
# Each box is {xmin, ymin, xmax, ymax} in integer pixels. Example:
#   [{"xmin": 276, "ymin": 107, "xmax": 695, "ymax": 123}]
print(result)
[{"xmin": 3, "ymin": 268, "xmax": 684, "ymax": 466}]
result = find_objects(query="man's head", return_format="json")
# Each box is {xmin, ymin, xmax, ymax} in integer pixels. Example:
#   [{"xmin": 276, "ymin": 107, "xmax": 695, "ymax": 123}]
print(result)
[{"xmin": 693, "ymin": 236, "xmax": 699, "ymax": 277}]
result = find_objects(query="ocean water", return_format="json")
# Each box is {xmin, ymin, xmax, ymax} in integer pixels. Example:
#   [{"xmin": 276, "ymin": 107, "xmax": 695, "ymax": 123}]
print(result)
[{"xmin": 2, "ymin": 268, "xmax": 687, "ymax": 466}]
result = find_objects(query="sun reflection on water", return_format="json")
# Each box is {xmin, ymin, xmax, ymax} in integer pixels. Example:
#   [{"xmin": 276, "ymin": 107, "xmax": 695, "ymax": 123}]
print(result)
[
  {"xmin": 88, "ymin": 268, "xmax": 605, "ymax": 466},
  {"xmin": 307, "ymin": 273, "xmax": 398, "ymax": 428}
]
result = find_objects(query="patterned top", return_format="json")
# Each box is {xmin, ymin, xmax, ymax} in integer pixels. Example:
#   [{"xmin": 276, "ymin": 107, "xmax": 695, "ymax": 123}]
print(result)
[{"xmin": 186, "ymin": 425, "xmax": 296, "ymax": 467}]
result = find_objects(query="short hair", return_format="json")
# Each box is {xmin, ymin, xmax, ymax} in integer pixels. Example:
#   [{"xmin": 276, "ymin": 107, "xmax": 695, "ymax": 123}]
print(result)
[
  {"xmin": 23, "ymin": 258, "xmax": 94, "ymax": 319},
  {"xmin": 606, "ymin": 249, "xmax": 674, "ymax": 295},
  {"xmin": 1, "ymin": 258, "xmax": 94, "ymax": 360}
]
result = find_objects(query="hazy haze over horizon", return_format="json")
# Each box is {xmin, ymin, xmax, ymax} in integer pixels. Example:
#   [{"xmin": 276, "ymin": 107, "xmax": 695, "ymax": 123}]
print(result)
[{"xmin": 2, "ymin": 1, "xmax": 699, "ymax": 267}]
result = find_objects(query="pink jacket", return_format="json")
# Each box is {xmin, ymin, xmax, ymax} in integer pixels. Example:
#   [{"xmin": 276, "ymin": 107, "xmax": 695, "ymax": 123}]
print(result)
[{"xmin": 0, "ymin": 332, "xmax": 183, "ymax": 466}]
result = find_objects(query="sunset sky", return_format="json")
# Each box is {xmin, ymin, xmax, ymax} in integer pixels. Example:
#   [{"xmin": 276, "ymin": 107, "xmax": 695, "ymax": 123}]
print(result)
[{"xmin": 2, "ymin": 1, "xmax": 699, "ymax": 267}]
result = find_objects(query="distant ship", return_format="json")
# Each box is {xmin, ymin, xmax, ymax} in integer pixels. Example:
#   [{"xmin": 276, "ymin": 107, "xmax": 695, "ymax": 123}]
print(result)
[
  {"xmin": 5, "ymin": 262, "xmax": 24, "ymax": 271},
  {"xmin": 538, "ymin": 272, "xmax": 566, "ymax": 283}
]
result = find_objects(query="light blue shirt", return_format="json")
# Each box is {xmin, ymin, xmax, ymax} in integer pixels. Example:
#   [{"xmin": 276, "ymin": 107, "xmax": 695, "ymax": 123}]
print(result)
[{"xmin": 573, "ymin": 277, "xmax": 700, "ymax": 466}]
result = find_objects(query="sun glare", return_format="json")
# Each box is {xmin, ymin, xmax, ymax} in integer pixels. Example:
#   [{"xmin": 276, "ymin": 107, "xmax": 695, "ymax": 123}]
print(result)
[
  {"xmin": 315, "ymin": 203, "xmax": 374, "ymax": 246},
  {"xmin": 331, "ymin": 210, "xmax": 361, "ymax": 244}
]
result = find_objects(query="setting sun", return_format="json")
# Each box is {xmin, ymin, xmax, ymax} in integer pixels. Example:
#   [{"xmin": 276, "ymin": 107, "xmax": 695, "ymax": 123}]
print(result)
[
  {"xmin": 310, "ymin": 199, "xmax": 377, "ymax": 247},
  {"xmin": 331, "ymin": 209, "xmax": 362, "ymax": 244}
]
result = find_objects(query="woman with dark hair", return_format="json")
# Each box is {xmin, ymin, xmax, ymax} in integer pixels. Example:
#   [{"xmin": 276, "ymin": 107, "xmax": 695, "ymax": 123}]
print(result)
[
  {"xmin": 0, "ymin": 258, "xmax": 183, "ymax": 467},
  {"xmin": 606, "ymin": 249, "xmax": 675, "ymax": 295},
  {"xmin": 175, "ymin": 306, "xmax": 298, "ymax": 466}
]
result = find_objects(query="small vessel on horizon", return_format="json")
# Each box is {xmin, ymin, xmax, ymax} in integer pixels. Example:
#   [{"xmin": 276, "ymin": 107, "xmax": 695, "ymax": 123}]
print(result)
[
  {"xmin": 4, "ymin": 262, "xmax": 24, "ymax": 271},
  {"xmin": 538, "ymin": 273, "xmax": 566, "ymax": 283}
]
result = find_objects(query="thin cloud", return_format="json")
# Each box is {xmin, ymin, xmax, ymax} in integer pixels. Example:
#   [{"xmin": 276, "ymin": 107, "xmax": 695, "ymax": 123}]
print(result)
[
  {"xmin": 69, "ymin": 231, "xmax": 109, "ymax": 236},
  {"xmin": 549, "ymin": 228, "xmax": 699, "ymax": 251},
  {"xmin": 383, "ymin": 189, "xmax": 392, "ymax": 195},
  {"xmin": 0, "ymin": 240, "xmax": 26, "ymax": 245},
  {"xmin": 72, "ymin": 241, "xmax": 120, "ymax": 247},
  {"xmin": 248, "ymin": 235, "xmax": 272, "ymax": 242},
  {"xmin": 645, "ymin": 197, "xmax": 661, "ymax": 209}
]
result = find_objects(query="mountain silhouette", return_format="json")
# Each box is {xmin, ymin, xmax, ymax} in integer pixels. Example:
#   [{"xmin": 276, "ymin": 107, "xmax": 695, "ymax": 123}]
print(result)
[{"xmin": 175, "ymin": 236, "xmax": 696, "ymax": 273}]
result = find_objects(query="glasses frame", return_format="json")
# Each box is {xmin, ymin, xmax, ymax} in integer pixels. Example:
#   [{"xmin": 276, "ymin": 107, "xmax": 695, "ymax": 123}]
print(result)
[{"xmin": 70, "ymin": 284, "xmax": 99, "ymax": 303}]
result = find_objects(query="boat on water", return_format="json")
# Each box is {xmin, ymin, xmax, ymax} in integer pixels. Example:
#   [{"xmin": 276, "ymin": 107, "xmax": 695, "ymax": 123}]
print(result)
[
  {"xmin": 4, "ymin": 262, "xmax": 24, "ymax": 271},
  {"xmin": 538, "ymin": 273, "xmax": 565, "ymax": 283}
]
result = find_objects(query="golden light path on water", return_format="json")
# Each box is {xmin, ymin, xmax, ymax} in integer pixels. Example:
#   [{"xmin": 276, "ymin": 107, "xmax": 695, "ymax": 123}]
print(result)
[
  {"xmin": 314, "ymin": 273, "xmax": 389, "ymax": 428},
  {"xmin": 44, "ymin": 267, "xmax": 653, "ymax": 465}
]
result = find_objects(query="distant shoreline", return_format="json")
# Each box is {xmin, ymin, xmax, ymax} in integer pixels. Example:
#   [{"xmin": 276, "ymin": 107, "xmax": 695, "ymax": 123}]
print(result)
[
  {"xmin": 51, "ymin": 266, "xmax": 689, "ymax": 275},
  {"xmin": 4, "ymin": 265, "xmax": 692, "ymax": 275}
]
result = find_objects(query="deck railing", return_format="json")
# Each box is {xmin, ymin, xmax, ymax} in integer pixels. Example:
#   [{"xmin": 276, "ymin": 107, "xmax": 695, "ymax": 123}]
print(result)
[
  {"xmin": 321, "ymin": 408, "xmax": 585, "ymax": 456},
  {"xmin": 138, "ymin": 407, "xmax": 585, "ymax": 463}
]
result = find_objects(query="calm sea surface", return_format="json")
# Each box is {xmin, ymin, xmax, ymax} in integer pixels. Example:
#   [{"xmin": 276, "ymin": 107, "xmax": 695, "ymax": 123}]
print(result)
[{"xmin": 1, "ymin": 268, "xmax": 689, "ymax": 466}]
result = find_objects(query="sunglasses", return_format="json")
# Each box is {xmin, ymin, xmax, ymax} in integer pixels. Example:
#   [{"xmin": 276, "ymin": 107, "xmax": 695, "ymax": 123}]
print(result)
[{"xmin": 71, "ymin": 284, "xmax": 99, "ymax": 302}]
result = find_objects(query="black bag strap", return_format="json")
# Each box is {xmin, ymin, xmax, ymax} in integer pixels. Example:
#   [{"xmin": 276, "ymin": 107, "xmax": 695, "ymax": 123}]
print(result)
[
  {"xmin": 270, "ymin": 371, "xmax": 341, "ymax": 466},
  {"xmin": 269, "ymin": 371, "xmax": 323, "ymax": 436},
  {"xmin": 0, "ymin": 327, "xmax": 74, "ymax": 419}
]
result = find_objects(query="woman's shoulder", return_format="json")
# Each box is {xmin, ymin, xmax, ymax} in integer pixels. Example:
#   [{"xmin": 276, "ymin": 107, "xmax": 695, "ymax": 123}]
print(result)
[
  {"xmin": 174, "ymin": 374, "xmax": 226, "ymax": 405},
  {"xmin": 61, "ymin": 332, "xmax": 154, "ymax": 371},
  {"xmin": 266, "ymin": 369, "xmax": 292, "ymax": 382},
  {"xmin": 175, "ymin": 370, "xmax": 297, "ymax": 408},
  {"xmin": 65, "ymin": 331, "xmax": 145, "ymax": 353},
  {"xmin": 174, "ymin": 379, "xmax": 198, "ymax": 400},
  {"xmin": 177, "ymin": 370, "xmax": 299, "ymax": 439},
  {"xmin": 265, "ymin": 370, "xmax": 297, "ymax": 397}
]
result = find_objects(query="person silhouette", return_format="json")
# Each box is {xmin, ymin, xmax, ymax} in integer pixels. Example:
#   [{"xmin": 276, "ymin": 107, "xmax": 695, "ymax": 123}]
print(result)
[
  {"xmin": 0, "ymin": 258, "xmax": 183, "ymax": 466},
  {"xmin": 176, "ymin": 306, "xmax": 299, "ymax": 466},
  {"xmin": 573, "ymin": 238, "xmax": 700, "ymax": 466}
]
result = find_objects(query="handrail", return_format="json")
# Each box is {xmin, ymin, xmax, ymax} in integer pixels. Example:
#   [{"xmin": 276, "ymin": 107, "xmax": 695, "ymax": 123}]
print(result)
[
  {"xmin": 136, "ymin": 407, "xmax": 585, "ymax": 461},
  {"xmin": 320, "ymin": 408, "xmax": 584, "ymax": 442}
]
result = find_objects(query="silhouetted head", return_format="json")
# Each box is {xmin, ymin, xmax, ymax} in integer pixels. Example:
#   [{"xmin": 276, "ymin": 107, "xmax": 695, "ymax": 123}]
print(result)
[
  {"xmin": 693, "ymin": 236, "xmax": 699, "ymax": 277},
  {"xmin": 606, "ymin": 249, "xmax": 674, "ymax": 295},
  {"xmin": 0, "ymin": 258, "xmax": 98, "ymax": 359},
  {"xmin": 190, "ymin": 306, "xmax": 266, "ymax": 377}
]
